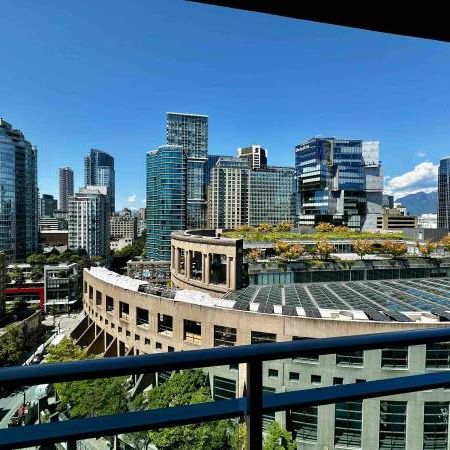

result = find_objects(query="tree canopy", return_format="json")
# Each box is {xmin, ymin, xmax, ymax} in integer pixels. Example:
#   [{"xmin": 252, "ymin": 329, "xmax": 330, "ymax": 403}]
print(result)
[{"xmin": 45, "ymin": 339, "xmax": 128, "ymax": 418}]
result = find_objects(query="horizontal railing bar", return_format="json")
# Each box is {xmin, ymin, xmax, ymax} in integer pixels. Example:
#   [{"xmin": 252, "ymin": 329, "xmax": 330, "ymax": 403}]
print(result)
[
  {"xmin": 0, "ymin": 398, "xmax": 247, "ymax": 450},
  {"xmin": 3, "ymin": 370, "xmax": 450, "ymax": 449},
  {"xmin": 263, "ymin": 370, "xmax": 450, "ymax": 412},
  {"xmin": 2, "ymin": 327, "xmax": 450, "ymax": 387}
]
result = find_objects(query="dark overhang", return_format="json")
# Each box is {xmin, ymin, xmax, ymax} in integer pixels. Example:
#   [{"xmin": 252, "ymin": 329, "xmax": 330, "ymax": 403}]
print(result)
[{"xmin": 188, "ymin": 1, "xmax": 450, "ymax": 43}]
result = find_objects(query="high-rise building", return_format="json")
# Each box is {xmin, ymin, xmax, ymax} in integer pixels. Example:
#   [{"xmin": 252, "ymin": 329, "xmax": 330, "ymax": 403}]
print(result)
[
  {"xmin": 146, "ymin": 145, "xmax": 186, "ymax": 261},
  {"xmin": 438, "ymin": 157, "xmax": 450, "ymax": 229},
  {"xmin": 382, "ymin": 194, "xmax": 395, "ymax": 209},
  {"xmin": 166, "ymin": 112, "xmax": 208, "ymax": 229},
  {"xmin": 59, "ymin": 166, "xmax": 74, "ymax": 212},
  {"xmin": 237, "ymin": 144, "xmax": 268, "ymax": 169},
  {"xmin": 208, "ymin": 157, "xmax": 249, "ymax": 229},
  {"xmin": 84, "ymin": 149, "xmax": 115, "ymax": 213},
  {"xmin": 68, "ymin": 186, "xmax": 110, "ymax": 257},
  {"xmin": 295, "ymin": 137, "xmax": 383, "ymax": 229},
  {"xmin": 39, "ymin": 194, "xmax": 58, "ymax": 218},
  {"xmin": 248, "ymin": 167, "xmax": 296, "ymax": 226},
  {"xmin": 0, "ymin": 119, "xmax": 38, "ymax": 262},
  {"xmin": 205, "ymin": 154, "xmax": 227, "ymax": 188},
  {"xmin": 208, "ymin": 158, "xmax": 296, "ymax": 229},
  {"xmin": 0, "ymin": 252, "xmax": 5, "ymax": 318}
]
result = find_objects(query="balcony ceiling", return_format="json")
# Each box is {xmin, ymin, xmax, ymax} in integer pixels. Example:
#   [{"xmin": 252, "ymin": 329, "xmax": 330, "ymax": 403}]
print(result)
[{"xmin": 188, "ymin": 1, "xmax": 450, "ymax": 43}]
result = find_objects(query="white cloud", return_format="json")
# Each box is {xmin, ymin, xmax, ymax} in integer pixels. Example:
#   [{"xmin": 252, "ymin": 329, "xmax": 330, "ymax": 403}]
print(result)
[
  {"xmin": 127, "ymin": 194, "xmax": 137, "ymax": 203},
  {"xmin": 385, "ymin": 161, "xmax": 438, "ymax": 198},
  {"xmin": 416, "ymin": 151, "xmax": 427, "ymax": 158}
]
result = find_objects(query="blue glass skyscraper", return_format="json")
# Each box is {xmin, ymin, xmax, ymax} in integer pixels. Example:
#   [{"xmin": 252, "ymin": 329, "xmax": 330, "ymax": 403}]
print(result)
[
  {"xmin": 0, "ymin": 119, "xmax": 38, "ymax": 261},
  {"xmin": 166, "ymin": 113, "xmax": 208, "ymax": 229},
  {"xmin": 438, "ymin": 157, "xmax": 450, "ymax": 229},
  {"xmin": 146, "ymin": 145, "xmax": 186, "ymax": 261},
  {"xmin": 84, "ymin": 149, "xmax": 115, "ymax": 213},
  {"xmin": 296, "ymin": 138, "xmax": 381, "ymax": 229}
]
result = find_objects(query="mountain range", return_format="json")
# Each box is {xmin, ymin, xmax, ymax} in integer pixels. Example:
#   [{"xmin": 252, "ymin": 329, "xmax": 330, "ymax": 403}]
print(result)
[{"xmin": 395, "ymin": 191, "xmax": 438, "ymax": 216}]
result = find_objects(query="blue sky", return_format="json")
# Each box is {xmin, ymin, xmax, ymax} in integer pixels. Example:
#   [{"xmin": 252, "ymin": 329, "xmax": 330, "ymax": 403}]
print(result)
[{"xmin": 1, "ymin": 0, "xmax": 450, "ymax": 208}]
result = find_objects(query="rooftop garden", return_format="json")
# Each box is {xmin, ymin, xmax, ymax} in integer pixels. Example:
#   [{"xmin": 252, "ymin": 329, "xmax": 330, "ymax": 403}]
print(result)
[{"xmin": 223, "ymin": 222, "xmax": 404, "ymax": 242}]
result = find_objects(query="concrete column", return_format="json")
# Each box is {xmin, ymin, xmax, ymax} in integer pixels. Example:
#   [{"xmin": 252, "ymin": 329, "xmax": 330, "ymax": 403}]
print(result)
[
  {"xmin": 227, "ymin": 256, "xmax": 236, "ymax": 289},
  {"xmin": 406, "ymin": 399, "xmax": 423, "ymax": 450},
  {"xmin": 185, "ymin": 250, "xmax": 191, "ymax": 279},
  {"xmin": 174, "ymin": 246, "xmax": 179, "ymax": 273},
  {"xmin": 205, "ymin": 253, "xmax": 210, "ymax": 284}
]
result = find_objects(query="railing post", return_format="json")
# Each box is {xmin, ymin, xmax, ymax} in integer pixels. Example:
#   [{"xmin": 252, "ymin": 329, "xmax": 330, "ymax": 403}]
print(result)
[{"xmin": 246, "ymin": 360, "xmax": 263, "ymax": 450}]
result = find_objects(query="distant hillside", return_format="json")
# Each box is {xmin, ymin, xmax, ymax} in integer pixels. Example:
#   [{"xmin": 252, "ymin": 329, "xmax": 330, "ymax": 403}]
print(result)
[{"xmin": 395, "ymin": 191, "xmax": 438, "ymax": 216}]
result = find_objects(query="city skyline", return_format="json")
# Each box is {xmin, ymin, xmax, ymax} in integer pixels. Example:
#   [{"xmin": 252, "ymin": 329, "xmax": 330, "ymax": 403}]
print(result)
[{"xmin": 2, "ymin": 1, "xmax": 450, "ymax": 209}]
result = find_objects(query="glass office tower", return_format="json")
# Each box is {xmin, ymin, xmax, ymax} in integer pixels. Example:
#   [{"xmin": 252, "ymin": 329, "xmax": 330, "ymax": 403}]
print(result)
[
  {"xmin": 438, "ymin": 157, "xmax": 450, "ymax": 229},
  {"xmin": 295, "ymin": 138, "xmax": 381, "ymax": 229},
  {"xmin": 84, "ymin": 149, "xmax": 115, "ymax": 213},
  {"xmin": 0, "ymin": 119, "xmax": 38, "ymax": 262},
  {"xmin": 166, "ymin": 113, "xmax": 208, "ymax": 229},
  {"xmin": 146, "ymin": 145, "xmax": 186, "ymax": 261}
]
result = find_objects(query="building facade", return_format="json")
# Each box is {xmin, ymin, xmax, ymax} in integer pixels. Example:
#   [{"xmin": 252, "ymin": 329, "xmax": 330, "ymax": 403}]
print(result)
[
  {"xmin": 248, "ymin": 167, "xmax": 296, "ymax": 226},
  {"xmin": 81, "ymin": 251, "xmax": 450, "ymax": 450},
  {"xmin": 438, "ymin": 157, "xmax": 450, "ymax": 229},
  {"xmin": 110, "ymin": 210, "xmax": 137, "ymax": 240},
  {"xmin": 59, "ymin": 166, "xmax": 74, "ymax": 212},
  {"xmin": 43, "ymin": 263, "xmax": 80, "ymax": 313},
  {"xmin": 84, "ymin": 149, "xmax": 115, "ymax": 213},
  {"xmin": 39, "ymin": 194, "xmax": 58, "ymax": 218},
  {"xmin": 377, "ymin": 207, "xmax": 417, "ymax": 230},
  {"xmin": 237, "ymin": 144, "xmax": 268, "ymax": 169},
  {"xmin": 295, "ymin": 138, "xmax": 383, "ymax": 229},
  {"xmin": 166, "ymin": 112, "xmax": 208, "ymax": 229},
  {"xmin": 0, "ymin": 119, "xmax": 38, "ymax": 262},
  {"xmin": 68, "ymin": 186, "xmax": 110, "ymax": 258},
  {"xmin": 0, "ymin": 252, "xmax": 5, "ymax": 318},
  {"xmin": 208, "ymin": 157, "xmax": 249, "ymax": 229},
  {"xmin": 146, "ymin": 145, "xmax": 186, "ymax": 261}
]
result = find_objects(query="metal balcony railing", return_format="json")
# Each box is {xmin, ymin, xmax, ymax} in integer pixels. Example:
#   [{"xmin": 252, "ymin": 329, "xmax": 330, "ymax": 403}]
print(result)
[{"xmin": 2, "ymin": 327, "xmax": 450, "ymax": 449}]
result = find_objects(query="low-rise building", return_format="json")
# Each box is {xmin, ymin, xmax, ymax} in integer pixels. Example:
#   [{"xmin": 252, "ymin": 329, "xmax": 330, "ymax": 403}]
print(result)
[
  {"xmin": 44, "ymin": 263, "xmax": 80, "ymax": 313},
  {"xmin": 377, "ymin": 207, "xmax": 417, "ymax": 230},
  {"xmin": 126, "ymin": 259, "xmax": 170, "ymax": 285}
]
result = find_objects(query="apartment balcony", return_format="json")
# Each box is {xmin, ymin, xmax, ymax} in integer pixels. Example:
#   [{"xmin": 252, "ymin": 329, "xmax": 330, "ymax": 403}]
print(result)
[{"xmin": 2, "ymin": 328, "xmax": 450, "ymax": 449}]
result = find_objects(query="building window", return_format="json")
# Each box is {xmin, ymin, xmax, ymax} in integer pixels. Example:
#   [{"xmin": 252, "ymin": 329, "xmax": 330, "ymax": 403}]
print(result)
[
  {"xmin": 336, "ymin": 351, "xmax": 364, "ymax": 367},
  {"xmin": 210, "ymin": 253, "xmax": 227, "ymax": 284},
  {"xmin": 111, "ymin": 323, "xmax": 115, "ymax": 329},
  {"xmin": 251, "ymin": 331, "xmax": 276, "ymax": 345},
  {"xmin": 379, "ymin": 401, "xmax": 407, "ymax": 450},
  {"xmin": 426, "ymin": 343, "xmax": 450, "ymax": 368},
  {"xmin": 135, "ymin": 334, "xmax": 140, "ymax": 341},
  {"xmin": 289, "ymin": 372, "xmax": 300, "ymax": 382},
  {"xmin": 292, "ymin": 336, "xmax": 318, "ymax": 362},
  {"xmin": 95, "ymin": 290, "xmax": 102, "ymax": 305},
  {"xmin": 145, "ymin": 338, "xmax": 150, "ymax": 346},
  {"xmin": 88, "ymin": 285, "xmax": 93, "ymax": 300},
  {"xmin": 311, "ymin": 375, "xmax": 321, "ymax": 385},
  {"xmin": 291, "ymin": 406, "xmax": 318, "ymax": 443},
  {"xmin": 381, "ymin": 347, "xmax": 408, "ymax": 368},
  {"xmin": 334, "ymin": 401, "xmax": 362, "ymax": 448},
  {"xmin": 213, "ymin": 376, "xmax": 236, "ymax": 401},
  {"xmin": 184, "ymin": 320, "xmax": 201, "ymax": 344},
  {"xmin": 190, "ymin": 250, "xmax": 203, "ymax": 281},
  {"xmin": 158, "ymin": 313, "xmax": 173, "ymax": 336},
  {"xmin": 136, "ymin": 307, "xmax": 149, "ymax": 328},
  {"xmin": 268, "ymin": 369, "xmax": 278, "ymax": 379},
  {"xmin": 119, "ymin": 301, "xmax": 129, "ymax": 320},
  {"xmin": 118, "ymin": 327, "xmax": 122, "ymax": 333},
  {"xmin": 168, "ymin": 346, "xmax": 174, "ymax": 352},
  {"xmin": 84, "ymin": 281, "xmax": 87, "ymax": 293},
  {"xmin": 423, "ymin": 402, "xmax": 449, "ymax": 450},
  {"xmin": 156, "ymin": 342, "xmax": 162, "ymax": 350},
  {"xmin": 106, "ymin": 296, "xmax": 114, "ymax": 312},
  {"xmin": 214, "ymin": 325, "xmax": 237, "ymax": 347},
  {"xmin": 126, "ymin": 330, "xmax": 130, "ymax": 337},
  {"xmin": 105, "ymin": 319, "xmax": 108, "ymax": 325},
  {"xmin": 333, "ymin": 377, "xmax": 344, "ymax": 385}
]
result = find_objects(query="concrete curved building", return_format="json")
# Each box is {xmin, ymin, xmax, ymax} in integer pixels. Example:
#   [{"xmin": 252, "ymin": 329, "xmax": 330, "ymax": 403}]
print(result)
[{"xmin": 78, "ymin": 231, "xmax": 450, "ymax": 450}]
